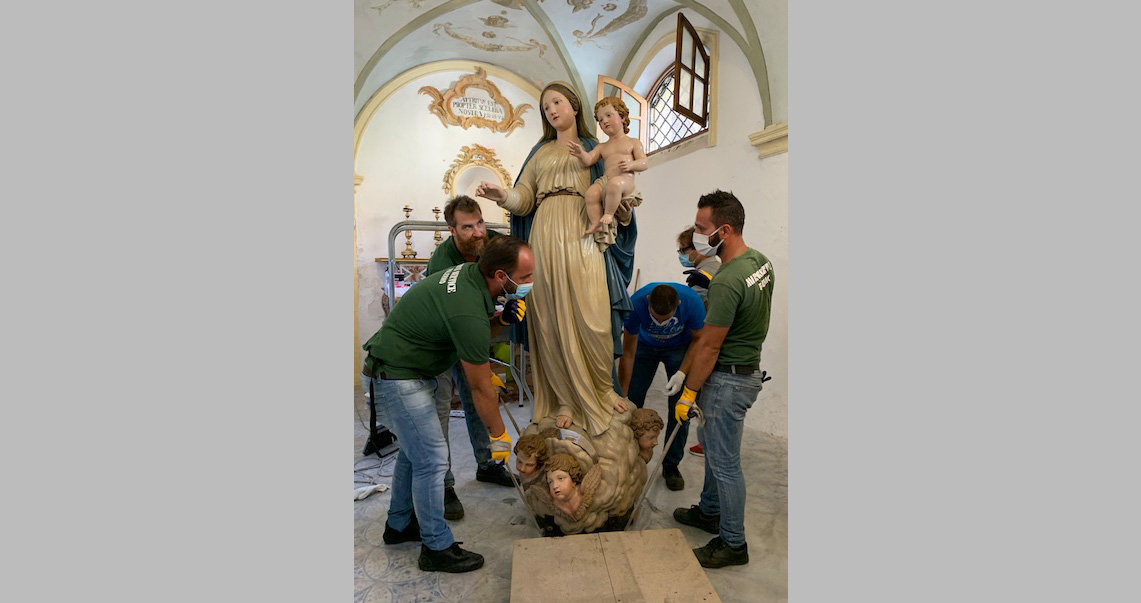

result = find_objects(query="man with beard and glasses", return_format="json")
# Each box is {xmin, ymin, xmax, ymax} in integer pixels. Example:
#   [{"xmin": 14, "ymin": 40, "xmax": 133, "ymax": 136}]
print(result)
[{"xmin": 423, "ymin": 196, "xmax": 515, "ymax": 521}]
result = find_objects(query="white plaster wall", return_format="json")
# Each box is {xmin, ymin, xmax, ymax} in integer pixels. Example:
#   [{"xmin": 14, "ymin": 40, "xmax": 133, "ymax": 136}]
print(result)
[
  {"xmin": 625, "ymin": 31, "xmax": 788, "ymax": 439},
  {"xmin": 355, "ymin": 70, "xmax": 544, "ymax": 349},
  {"xmin": 750, "ymin": 0, "xmax": 788, "ymax": 123}
]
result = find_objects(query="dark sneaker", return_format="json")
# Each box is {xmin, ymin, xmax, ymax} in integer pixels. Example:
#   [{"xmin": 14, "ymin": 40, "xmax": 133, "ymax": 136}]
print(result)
[
  {"xmin": 476, "ymin": 462, "xmax": 517, "ymax": 487},
  {"xmin": 673, "ymin": 505, "xmax": 719, "ymax": 534},
  {"xmin": 692, "ymin": 536, "xmax": 749, "ymax": 568},
  {"xmin": 382, "ymin": 512, "xmax": 421, "ymax": 545},
  {"xmin": 663, "ymin": 466, "xmax": 685, "ymax": 491},
  {"xmin": 418, "ymin": 541, "xmax": 485, "ymax": 573},
  {"xmin": 444, "ymin": 487, "xmax": 464, "ymax": 520}
]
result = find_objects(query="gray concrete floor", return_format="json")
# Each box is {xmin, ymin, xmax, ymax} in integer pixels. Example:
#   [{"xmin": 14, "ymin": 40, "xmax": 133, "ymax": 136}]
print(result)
[{"xmin": 353, "ymin": 376, "xmax": 787, "ymax": 603}]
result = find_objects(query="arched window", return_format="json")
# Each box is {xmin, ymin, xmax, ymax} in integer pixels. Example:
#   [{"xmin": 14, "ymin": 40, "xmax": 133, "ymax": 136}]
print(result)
[{"xmin": 647, "ymin": 65, "xmax": 707, "ymax": 153}]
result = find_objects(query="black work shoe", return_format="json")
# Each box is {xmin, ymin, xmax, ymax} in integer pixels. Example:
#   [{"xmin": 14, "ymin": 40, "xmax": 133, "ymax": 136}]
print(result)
[
  {"xmin": 692, "ymin": 536, "xmax": 749, "ymax": 568},
  {"xmin": 673, "ymin": 505, "xmax": 720, "ymax": 534},
  {"xmin": 418, "ymin": 541, "xmax": 485, "ymax": 573},
  {"xmin": 663, "ymin": 466, "xmax": 685, "ymax": 491},
  {"xmin": 444, "ymin": 487, "xmax": 464, "ymax": 520},
  {"xmin": 476, "ymin": 462, "xmax": 517, "ymax": 487},
  {"xmin": 382, "ymin": 512, "xmax": 421, "ymax": 545}
]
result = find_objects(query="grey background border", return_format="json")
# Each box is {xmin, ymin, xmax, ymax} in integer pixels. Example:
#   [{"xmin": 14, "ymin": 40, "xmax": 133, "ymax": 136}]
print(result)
[{"xmin": 4, "ymin": 1, "xmax": 1138, "ymax": 601}]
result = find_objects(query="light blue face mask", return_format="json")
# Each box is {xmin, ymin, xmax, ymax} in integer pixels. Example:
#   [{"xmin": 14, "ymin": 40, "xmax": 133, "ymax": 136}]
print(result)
[
  {"xmin": 678, "ymin": 252, "xmax": 695, "ymax": 268},
  {"xmin": 505, "ymin": 274, "xmax": 533, "ymax": 300}
]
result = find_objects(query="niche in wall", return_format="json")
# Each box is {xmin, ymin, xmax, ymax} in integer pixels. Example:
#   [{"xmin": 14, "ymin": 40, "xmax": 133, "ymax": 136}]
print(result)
[{"xmin": 442, "ymin": 143, "xmax": 513, "ymax": 224}]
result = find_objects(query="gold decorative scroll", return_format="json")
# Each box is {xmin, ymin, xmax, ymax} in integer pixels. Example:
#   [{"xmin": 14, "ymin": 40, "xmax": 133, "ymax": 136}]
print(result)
[
  {"xmin": 418, "ymin": 67, "xmax": 532, "ymax": 136},
  {"xmin": 442, "ymin": 144, "xmax": 513, "ymax": 195}
]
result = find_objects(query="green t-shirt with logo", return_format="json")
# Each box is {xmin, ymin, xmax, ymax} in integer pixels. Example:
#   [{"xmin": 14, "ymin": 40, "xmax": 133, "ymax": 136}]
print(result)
[
  {"xmin": 704, "ymin": 248, "xmax": 774, "ymax": 366},
  {"xmin": 363, "ymin": 263, "xmax": 494, "ymax": 379},
  {"xmin": 426, "ymin": 229, "xmax": 504, "ymax": 277}
]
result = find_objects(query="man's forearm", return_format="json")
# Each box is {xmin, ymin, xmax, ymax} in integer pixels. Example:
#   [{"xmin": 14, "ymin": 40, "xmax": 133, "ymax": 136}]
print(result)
[
  {"xmin": 470, "ymin": 384, "xmax": 506, "ymax": 437},
  {"xmin": 618, "ymin": 353, "xmax": 635, "ymax": 394},
  {"xmin": 684, "ymin": 340, "xmax": 720, "ymax": 392}
]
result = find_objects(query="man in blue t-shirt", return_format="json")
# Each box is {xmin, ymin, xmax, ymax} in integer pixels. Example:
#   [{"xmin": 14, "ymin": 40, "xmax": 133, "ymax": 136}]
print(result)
[{"xmin": 617, "ymin": 282, "xmax": 706, "ymax": 490}]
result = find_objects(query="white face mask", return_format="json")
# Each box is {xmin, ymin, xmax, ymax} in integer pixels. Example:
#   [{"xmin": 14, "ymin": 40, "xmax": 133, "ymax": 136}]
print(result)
[{"xmin": 692, "ymin": 225, "xmax": 725, "ymax": 256}]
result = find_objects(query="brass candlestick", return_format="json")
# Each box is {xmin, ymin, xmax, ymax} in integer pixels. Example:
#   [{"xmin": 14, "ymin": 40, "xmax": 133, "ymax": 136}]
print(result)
[
  {"xmin": 433, "ymin": 206, "xmax": 443, "ymax": 248},
  {"xmin": 401, "ymin": 205, "xmax": 418, "ymax": 259}
]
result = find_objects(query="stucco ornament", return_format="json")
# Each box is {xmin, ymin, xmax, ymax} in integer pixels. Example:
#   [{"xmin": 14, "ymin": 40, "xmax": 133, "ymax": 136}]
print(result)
[
  {"xmin": 418, "ymin": 67, "xmax": 533, "ymax": 136},
  {"xmin": 574, "ymin": 0, "xmax": 647, "ymax": 46},
  {"xmin": 441, "ymin": 144, "xmax": 513, "ymax": 195},
  {"xmin": 478, "ymin": 15, "xmax": 512, "ymax": 28},
  {"xmin": 434, "ymin": 22, "xmax": 548, "ymax": 57},
  {"xmin": 370, "ymin": 0, "xmax": 425, "ymax": 16}
]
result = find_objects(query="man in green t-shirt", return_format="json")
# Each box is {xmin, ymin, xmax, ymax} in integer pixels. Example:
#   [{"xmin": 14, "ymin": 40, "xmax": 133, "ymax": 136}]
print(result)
[
  {"xmin": 424, "ymin": 196, "xmax": 514, "ymax": 524},
  {"xmin": 664, "ymin": 190, "xmax": 775, "ymax": 569},
  {"xmin": 425, "ymin": 195, "xmax": 504, "ymax": 277},
  {"xmin": 361, "ymin": 236, "xmax": 533, "ymax": 573}
]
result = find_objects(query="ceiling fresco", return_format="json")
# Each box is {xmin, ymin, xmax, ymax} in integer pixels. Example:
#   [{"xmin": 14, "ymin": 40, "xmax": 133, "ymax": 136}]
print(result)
[{"xmin": 355, "ymin": 0, "xmax": 781, "ymax": 125}]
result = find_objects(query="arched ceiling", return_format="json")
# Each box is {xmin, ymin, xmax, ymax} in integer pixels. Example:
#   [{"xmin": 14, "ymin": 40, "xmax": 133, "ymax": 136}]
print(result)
[{"xmin": 355, "ymin": 0, "xmax": 783, "ymax": 125}]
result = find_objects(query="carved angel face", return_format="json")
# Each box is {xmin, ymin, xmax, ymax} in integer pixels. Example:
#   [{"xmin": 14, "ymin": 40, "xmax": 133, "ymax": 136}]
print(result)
[
  {"xmin": 546, "ymin": 469, "xmax": 577, "ymax": 502},
  {"xmin": 516, "ymin": 452, "xmax": 539, "ymax": 477},
  {"xmin": 637, "ymin": 429, "xmax": 660, "ymax": 452}
]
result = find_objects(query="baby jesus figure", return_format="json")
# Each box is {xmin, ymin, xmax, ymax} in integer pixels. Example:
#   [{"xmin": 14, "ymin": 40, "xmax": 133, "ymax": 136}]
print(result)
[
  {"xmin": 630, "ymin": 408, "xmax": 665, "ymax": 464},
  {"xmin": 566, "ymin": 96, "xmax": 647, "ymax": 235}
]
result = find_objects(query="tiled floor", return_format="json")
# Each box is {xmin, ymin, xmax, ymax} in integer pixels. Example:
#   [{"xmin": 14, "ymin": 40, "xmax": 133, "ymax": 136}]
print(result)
[{"xmin": 353, "ymin": 379, "xmax": 787, "ymax": 603}]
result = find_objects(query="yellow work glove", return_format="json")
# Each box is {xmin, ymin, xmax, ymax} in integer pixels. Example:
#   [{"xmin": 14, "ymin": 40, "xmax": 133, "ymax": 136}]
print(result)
[
  {"xmin": 675, "ymin": 387, "xmax": 698, "ymax": 423},
  {"xmin": 491, "ymin": 373, "xmax": 506, "ymax": 390},
  {"xmin": 490, "ymin": 430, "xmax": 512, "ymax": 463}
]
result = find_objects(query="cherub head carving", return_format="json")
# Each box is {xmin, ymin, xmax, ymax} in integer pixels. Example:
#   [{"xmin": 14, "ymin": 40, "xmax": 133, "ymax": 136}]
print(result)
[
  {"xmin": 544, "ymin": 453, "xmax": 585, "ymax": 503},
  {"xmin": 630, "ymin": 408, "xmax": 664, "ymax": 463},
  {"xmin": 514, "ymin": 434, "xmax": 550, "ymax": 484}
]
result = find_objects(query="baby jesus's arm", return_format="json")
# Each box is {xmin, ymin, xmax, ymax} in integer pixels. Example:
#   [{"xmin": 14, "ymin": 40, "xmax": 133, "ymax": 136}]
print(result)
[{"xmin": 565, "ymin": 140, "xmax": 603, "ymax": 167}]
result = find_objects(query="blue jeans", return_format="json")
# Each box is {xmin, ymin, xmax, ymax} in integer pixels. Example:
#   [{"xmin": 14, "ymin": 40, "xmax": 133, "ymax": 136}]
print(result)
[
  {"xmin": 451, "ymin": 363, "xmax": 493, "ymax": 469},
  {"xmin": 696, "ymin": 370, "xmax": 765, "ymax": 548},
  {"xmin": 433, "ymin": 365, "xmax": 493, "ymax": 489},
  {"xmin": 625, "ymin": 344, "xmax": 689, "ymax": 472},
  {"xmin": 371, "ymin": 376, "xmax": 454, "ymax": 551}
]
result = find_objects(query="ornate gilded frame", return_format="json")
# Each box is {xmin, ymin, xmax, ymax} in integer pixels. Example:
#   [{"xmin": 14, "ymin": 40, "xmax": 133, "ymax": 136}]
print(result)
[{"xmin": 441, "ymin": 144, "xmax": 513, "ymax": 195}]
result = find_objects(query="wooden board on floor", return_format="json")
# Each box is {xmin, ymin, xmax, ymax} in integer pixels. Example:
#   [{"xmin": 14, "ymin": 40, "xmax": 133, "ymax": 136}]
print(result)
[{"xmin": 510, "ymin": 528, "xmax": 721, "ymax": 603}]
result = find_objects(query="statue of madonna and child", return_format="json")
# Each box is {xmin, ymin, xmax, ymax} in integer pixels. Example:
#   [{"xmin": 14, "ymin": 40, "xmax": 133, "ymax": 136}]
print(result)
[{"xmin": 476, "ymin": 81, "xmax": 663, "ymax": 535}]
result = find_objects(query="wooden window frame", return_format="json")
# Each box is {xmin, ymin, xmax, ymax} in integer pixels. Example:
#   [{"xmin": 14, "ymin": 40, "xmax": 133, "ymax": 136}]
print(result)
[
  {"xmin": 648, "ymin": 65, "xmax": 708, "ymax": 155},
  {"xmin": 596, "ymin": 75, "xmax": 649, "ymax": 149},
  {"xmin": 673, "ymin": 12, "xmax": 710, "ymax": 127}
]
